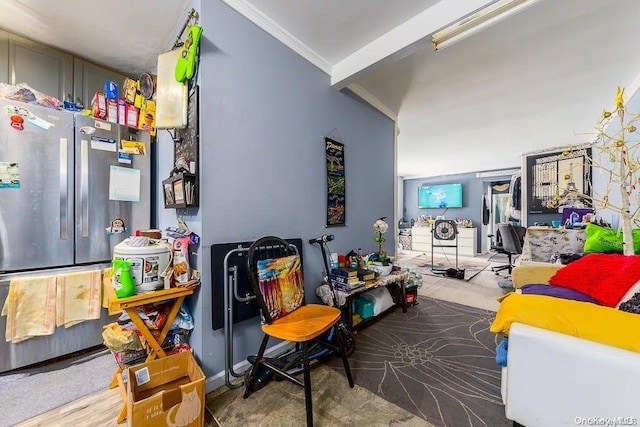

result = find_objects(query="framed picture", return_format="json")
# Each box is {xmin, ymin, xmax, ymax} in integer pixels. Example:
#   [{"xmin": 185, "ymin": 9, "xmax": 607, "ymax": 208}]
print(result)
[
  {"xmin": 173, "ymin": 179, "xmax": 185, "ymax": 205},
  {"xmin": 164, "ymin": 182, "xmax": 174, "ymax": 206},
  {"xmin": 526, "ymin": 147, "xmax": 592, "ymax": 214}
]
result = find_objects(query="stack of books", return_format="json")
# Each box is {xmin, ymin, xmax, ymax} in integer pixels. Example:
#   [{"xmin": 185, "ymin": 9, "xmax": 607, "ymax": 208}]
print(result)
[
  {"xmin": 330, "ymin": 268, "xmax": 365, "ymax": 293},
  {"xmin": 358, "ymin": 269, "xmax": 376, "ymax": 281}
]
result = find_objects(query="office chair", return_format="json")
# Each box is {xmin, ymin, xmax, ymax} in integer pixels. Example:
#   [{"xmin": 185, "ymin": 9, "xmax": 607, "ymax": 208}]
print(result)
[
  {"xmin": 490, "ymin": 223, "xmax": 525, "ymax": 275},
  {"xmin": 243, "ymin": 236, "xmax": 354, "ymax": 426},
  {"xmin": 489, "ymin": 229, "xmax": 509, "ymax": 274}
]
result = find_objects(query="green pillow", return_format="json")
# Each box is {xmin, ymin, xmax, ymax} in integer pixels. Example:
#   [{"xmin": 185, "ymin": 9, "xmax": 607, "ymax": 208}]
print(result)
[{"xmin": 583, "ymin": 223, "xmax": 640, "ymax": 254}]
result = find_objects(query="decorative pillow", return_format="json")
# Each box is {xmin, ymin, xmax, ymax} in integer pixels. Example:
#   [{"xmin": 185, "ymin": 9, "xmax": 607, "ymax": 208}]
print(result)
[
  {"xmin": 257, "ymin": 255, "xmax": 304, "ymax": 321},
  {"xmin": 490, "ymin": 293, "xmax": 640, "ymax": 353},
  {"xmin": 519, "ymin": 284, "xmax": 600, "ymax": 304},
  {"xmin": 583, "ymin": 223, "xmax": 640, "ymax": 254},
  {"xmin": 547, "ymin": 253, "xmax": 640, "ymax": 307}
]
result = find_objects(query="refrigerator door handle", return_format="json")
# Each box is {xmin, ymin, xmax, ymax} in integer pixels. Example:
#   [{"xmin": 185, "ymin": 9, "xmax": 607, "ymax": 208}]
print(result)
[
  {"xmin": 59, "ymin": 138, "xmax": 68, "ymax": 240},
  {"xmin": 81, "ymin": 139, "xmax": 89, "ymax": 237}
]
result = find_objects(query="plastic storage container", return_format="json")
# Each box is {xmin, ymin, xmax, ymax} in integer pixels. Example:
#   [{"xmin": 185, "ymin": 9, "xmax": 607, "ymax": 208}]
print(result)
[{"xmin": 355, "ymin": 297, "xmax": 375, "ymax": 319}]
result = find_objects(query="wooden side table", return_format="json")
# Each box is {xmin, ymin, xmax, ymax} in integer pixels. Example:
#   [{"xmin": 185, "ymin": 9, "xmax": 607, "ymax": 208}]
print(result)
[{"xmin": 108, "ymin": 287, "xmax": 195, "ymax": 424}]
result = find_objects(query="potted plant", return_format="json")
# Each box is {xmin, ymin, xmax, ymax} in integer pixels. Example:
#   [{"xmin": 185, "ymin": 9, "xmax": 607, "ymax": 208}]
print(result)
[{"xmin": 372, "ymin": 217, "xmax": 392, "ymax": 275}]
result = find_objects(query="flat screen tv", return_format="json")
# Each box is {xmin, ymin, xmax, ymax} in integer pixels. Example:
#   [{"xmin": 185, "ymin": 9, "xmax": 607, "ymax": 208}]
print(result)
[{"xmin": 418, "ymin": 183, "xmax": 463, "ymax": 209}]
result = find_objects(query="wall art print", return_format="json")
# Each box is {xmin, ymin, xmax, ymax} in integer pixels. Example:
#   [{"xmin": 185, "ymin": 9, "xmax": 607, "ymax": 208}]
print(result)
[
  {"xmin": 325, "ymin": 137, "xmax": 345, "ymax": 226},
  {"xmin": 257, "ymin": 255, "xmax": 304, "ymax": 321}
]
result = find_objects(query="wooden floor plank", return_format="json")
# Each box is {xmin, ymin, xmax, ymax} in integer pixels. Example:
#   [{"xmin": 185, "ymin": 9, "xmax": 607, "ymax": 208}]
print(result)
[
  {"xmin": 16, "ymin": 388, "xmax": 124, "ymax": 427},
  {"xmin": 16, "ymin": 387, "xmax": 219, "ymax": 427}
]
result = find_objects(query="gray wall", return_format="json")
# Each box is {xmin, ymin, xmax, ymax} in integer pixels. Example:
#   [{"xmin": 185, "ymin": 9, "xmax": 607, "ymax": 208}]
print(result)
[
  {"xmin": 158, "ymin": 1, "xmax": 395, "ymax": 381},
  {"xmin": 404, "ymin": 170, "xmax": 516, "ymax": 253}
]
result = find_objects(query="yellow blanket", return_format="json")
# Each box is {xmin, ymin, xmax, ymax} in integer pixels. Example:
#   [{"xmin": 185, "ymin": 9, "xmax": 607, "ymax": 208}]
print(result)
[
  {"xmin": 491, "ymin": 293, "xmax": 640, "ymax": 353},
  {"xmin": 56, "ymin": 270, "xmax": 102, "ymax": 328},
  {"xmin": 1, "ymin": 276, "xmax": 57, "ymax": 343}
]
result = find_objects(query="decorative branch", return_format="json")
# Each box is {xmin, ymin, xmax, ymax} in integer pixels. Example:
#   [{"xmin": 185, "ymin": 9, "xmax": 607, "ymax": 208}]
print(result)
[{"xmin": 550, "ymin": 87, "xmax": 640, "ymax": 255}]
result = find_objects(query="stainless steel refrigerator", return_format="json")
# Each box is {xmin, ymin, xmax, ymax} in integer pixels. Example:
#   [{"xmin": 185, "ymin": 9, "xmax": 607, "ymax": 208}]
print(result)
[{"xmin": 0, "ymin": 98, "xmax": 151, "ymax": 372}]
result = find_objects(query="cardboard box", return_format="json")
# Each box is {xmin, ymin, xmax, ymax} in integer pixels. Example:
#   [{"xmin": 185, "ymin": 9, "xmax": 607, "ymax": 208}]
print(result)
[
  {"xmin": 138, "ymin": 99, "xmax": 156, "ymax": 136},
  {"xmin": 125, "ymin": 104, "xmax": 140, "ymax": 128},
  {"xmin": 118, "ymin": 99, "xmax": 127, "ymax": 126},
  {"xmin": 105, "ymin": 80, "xmax": 119, "ymax": 100},
  {"xmin": 127, "ymin": 351, "xmax": 205, "ymax": 427},
  {"xmin": 123, "ymin": 78, "xmax": 138, "ymax": 104},
  {"xmin": 107, "ymin": 99, "xmax": 118, "ymax": 123},
  {"xmin": 91, "ymin": 91, "xmax": 107, "ymax": 119}
]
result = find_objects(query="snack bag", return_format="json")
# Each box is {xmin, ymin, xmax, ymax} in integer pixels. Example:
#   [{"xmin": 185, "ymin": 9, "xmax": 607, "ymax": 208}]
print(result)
[{"xmin": 173, "ymin": 237, "xmax": 191, "ymax": 283}]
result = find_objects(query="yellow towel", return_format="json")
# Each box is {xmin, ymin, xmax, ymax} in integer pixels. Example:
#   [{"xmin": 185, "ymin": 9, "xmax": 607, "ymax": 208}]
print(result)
[
  {"xmin": 101, "ymin": 268, "xmax": 121, "ymax": 316},
  {"xmin": 56, "ymin": 270, "xmax": 102, "ymax": 328},
  {"xmin": 1, "ymin": 276, "xmax": 57, "ymax": 343}
]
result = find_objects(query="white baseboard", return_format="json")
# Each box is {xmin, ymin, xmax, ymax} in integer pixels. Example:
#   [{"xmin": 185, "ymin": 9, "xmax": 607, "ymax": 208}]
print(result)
[{"xmin": 205, "ymin": 340, "xmax": 292, "ymax": 393}]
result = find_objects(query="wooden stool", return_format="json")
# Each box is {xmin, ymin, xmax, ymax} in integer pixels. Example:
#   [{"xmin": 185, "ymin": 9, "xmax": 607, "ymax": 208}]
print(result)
[{"xmin": 108, "ymin": 287, "xmax": 195, "ymax": 424}]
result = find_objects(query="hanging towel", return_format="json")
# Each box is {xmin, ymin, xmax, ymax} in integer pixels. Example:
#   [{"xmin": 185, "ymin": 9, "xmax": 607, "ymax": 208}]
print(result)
[
  {"xmin": 1, "ymin": 276, "xmax": 57, "ymax": 343},
  {"xmin": 101, "ymin": 268, "xmax": 121, "ymax": 316},
  {"xmin": 56, "ymin": 270, "xmax": 102, "ymax": 328}
]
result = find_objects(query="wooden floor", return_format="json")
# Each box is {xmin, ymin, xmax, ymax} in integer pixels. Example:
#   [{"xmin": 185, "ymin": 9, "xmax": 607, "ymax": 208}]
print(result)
[
  {"xmin": 16, "ymin": 387, "xmax": 219, "ymax": 427},
  {"xmin": 17, "ymin": 388, "xmax": 125, "ymax": 427}
]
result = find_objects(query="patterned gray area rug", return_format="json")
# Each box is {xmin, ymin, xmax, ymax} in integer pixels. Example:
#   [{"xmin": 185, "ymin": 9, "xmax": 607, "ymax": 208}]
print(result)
[{"xmin": 330, "ymin": 296, "xmax": 508, "ymax": 427}]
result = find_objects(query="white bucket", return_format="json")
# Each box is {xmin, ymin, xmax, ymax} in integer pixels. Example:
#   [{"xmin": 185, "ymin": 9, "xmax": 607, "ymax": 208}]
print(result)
[{"xmin": 113, "ymin": 240, "xmax": 172, "ymax": 293}]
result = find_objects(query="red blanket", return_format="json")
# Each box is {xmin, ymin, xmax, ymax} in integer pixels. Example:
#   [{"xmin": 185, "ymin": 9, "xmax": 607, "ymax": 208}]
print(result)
[{"xmin": 549, "ymin": 254, "xmax": 640, "ymax": 307}]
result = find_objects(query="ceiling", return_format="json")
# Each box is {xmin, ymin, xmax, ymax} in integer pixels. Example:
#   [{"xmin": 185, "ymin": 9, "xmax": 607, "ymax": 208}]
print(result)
[
  {"xmin": 2, "ymin": 0, "xmax": 640, "ymax": 179},
  {"xmin": 0, "ymin": 0, "xmax": 189, "ymax": 76}
]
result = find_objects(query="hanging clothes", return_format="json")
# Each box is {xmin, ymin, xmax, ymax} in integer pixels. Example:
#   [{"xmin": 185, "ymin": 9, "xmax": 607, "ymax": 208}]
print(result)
[
  {"xmin": 482, "ymin": 193, "xmax": 490, "ymax": 225},
  {"xmin": 508, "ymin": 172, "xmax": 522, "ymax": 221}
]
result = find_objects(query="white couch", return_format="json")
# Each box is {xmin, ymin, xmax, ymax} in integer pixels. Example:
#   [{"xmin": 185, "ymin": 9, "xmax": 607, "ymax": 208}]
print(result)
[
  {"xmin": 501, "ymin": 266, "xmax": 640, "ymax": 426},
  {"xmin": 504, "ymin": 323, "xmax": 640, "ymax": 426}
]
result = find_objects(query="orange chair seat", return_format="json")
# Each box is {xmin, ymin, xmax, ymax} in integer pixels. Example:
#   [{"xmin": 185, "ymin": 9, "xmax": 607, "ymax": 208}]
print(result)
[{"xmin": 262, "ymin": 304, "xmax": 341, "ymax": 342}]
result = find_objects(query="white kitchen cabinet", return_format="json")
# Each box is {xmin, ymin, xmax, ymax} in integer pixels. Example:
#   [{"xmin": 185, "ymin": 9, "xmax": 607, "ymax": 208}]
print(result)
[{"xmin": 411, "ymin": 226, "xmax": 477, "ymax": 257}]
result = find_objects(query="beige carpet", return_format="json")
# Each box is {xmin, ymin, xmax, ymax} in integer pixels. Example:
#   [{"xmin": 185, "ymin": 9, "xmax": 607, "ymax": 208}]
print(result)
[
  {"xmin": 206, "ymin": 364, "xmax": 431, "ymax": 426},
  {"xmin": 401, "ymin": 253, "xmax": 491, "ymax": 282},
  {"xmin": 396, "ymin": 250, "xmax": 509, "ymax": 312}
]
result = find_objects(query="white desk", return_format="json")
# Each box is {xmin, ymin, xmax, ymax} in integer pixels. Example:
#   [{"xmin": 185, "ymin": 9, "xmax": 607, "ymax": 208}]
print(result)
[
  {"xmin": 411, "ymin": 226, "xmax": 477, "ymax": 257},
  {"xmin": 520, "ymin": 227, "xmax": 586, "ymax": 263}
]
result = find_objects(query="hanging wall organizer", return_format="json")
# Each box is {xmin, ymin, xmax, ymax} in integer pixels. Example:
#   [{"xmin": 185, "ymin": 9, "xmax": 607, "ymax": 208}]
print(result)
[{"xmin": 163, "ymin": 85, "xmax": 199, "ymax": 209}]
